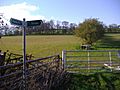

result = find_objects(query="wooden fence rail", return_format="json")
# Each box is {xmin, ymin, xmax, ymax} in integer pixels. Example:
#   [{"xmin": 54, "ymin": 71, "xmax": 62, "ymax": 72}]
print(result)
[
  {"xmin": 0, "ymin": 54, "xmax": 63, "ymax": 90},
  {"xmin": 0, "ymin": 50, "xmax": 34, "ymax": 66}
]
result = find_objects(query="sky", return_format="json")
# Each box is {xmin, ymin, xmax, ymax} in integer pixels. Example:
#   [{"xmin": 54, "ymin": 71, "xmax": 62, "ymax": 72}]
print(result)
[{"xmin": 0, "ymin": 0, "xmax": 120, "ymax": 25}]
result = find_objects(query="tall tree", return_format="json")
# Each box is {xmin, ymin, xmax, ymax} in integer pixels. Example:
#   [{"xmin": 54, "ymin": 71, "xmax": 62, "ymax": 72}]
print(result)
[{"xmin": 75, "ymin": 18, "xmax": 105, "ymax": 45}]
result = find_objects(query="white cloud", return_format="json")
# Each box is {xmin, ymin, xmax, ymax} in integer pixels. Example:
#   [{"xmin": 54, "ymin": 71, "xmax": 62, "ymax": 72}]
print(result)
[{"xmin": 0, "ymin": 2, "xmax": 45, "ymax": 22}]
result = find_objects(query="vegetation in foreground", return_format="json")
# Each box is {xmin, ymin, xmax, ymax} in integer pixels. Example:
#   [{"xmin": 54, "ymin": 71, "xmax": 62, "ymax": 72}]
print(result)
[{"xmin": 68, "ymin": 72, "xmax": 120, "ymax": 90}]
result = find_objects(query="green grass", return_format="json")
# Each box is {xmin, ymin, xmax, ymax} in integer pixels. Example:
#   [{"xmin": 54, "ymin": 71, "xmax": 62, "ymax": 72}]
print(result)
[
  {"xmin": 95, "ymin": 34, "xmax": 120, "ymax": 49},
  {"xmin": 1, "ymin": 34, "xmax": 120, "ymax": 73},
  {"xmin": 0, "ymin": 34, "xmax": 120, "ymax": 58},
  {"xmin": 0, "ymin": 34, "xmax": 120, "ymax": 90},
  {"xmin": 69, "ymin": 72, "xmax": 120, "ymax": 90},
  {"xmin": 0, "ymin": 35, "xmax": 80, "ymax": 58}
]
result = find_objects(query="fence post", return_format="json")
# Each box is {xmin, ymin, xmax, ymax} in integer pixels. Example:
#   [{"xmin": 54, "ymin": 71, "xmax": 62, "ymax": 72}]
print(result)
[
  {"xmin": 88, "ymin": 51, "xmax": 90, "ymax": 73},
  {"xmin": 62, "ymin": 50, "xmax": 66, "ymax": 70},
  {"xmin": 109, "ymin": 51, "xmax": 112, "ymax": 71}
]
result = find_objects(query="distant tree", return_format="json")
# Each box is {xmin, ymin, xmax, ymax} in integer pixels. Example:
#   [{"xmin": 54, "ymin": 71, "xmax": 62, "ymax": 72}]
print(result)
[
  {"xmin": 118, "ymin": 25, "xmax": 120, "ymax": 28},
  {"xmin": 14, "ymin": 30, "xmax": 20, "ymax": 35},
  {"xmin": 75, "ymin": 18, "xmax": 105, "ymax": 45},
  {"xmin": 4, "ymin": 23, "xmax": 9, "ymax": 35},
  {"xmin": 0, "ymin": 17, "xmax": 9, "ymax": 35},
  {"xmin": 62, "ymin": 21, "xmax": 69, "ymax": 29},
  {"xmin": 108, "ymin": 24, "xmax": 120, "ymax": 32},
  {"xmin": 49, "ymin": 20, "xmax": 55, "ymax": 34},
  {"xmin": 56, "ymin": 20, "xmax": 61, "ymax": 29},
  {"xmin": 70, "ymin": 23, "xmax": 77, "ymax": 30},
  {"xmin": 49, "ymin": 20, "xmax": 54, "ymax": 29},
  {"xmin": 62, "ymin": 21, "xmax": 69, "ymax": 34},
  {"xmin": 102, "ymin": 24, "xmax": 108, "ymax": 32},
  {"xmin": 68, "ymin": 23, "xmax": 77, "ymax": 34},
  {"xmin": 44, "ymin": 22, "xmax": 51, "ymax": 34},
  {"xmin": 0, "ymin": 19, "xmax": 3, "ymax": 36}
]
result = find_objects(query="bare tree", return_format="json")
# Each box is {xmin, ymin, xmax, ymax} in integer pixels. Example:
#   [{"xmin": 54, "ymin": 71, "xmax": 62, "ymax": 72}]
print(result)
[
  {"xmin": 62, "ymin": 21, "xmax": 69, "ymax": 34},
  {"xmin": 49, "ymin": 20, "xmax": 54, "ymax": 29},
  {"xmin": 56, "ymin": 20, "xmax": 61, "ymax": 29},
  {"xmin": 62, "ymin": 21, "xmax": 69, "ymax": 29}
]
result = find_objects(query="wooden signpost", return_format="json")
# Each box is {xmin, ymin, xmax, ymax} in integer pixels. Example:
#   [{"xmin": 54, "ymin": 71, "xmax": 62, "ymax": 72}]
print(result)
[{"xmin": 10, "ymin": 18, "xmax": 42, "ymax": 90}]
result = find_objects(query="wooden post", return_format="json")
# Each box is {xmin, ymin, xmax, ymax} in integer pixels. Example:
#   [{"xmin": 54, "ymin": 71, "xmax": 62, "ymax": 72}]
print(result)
[
  {"xmin": 109, "ymin": 51, "xmax": 112, "ymax": 71},
  {"xmin": 88, "ymin": 51, "xmax": 90, "ymax": 73},
  {"xmin": 62, "ymin": 50, "xmax": 66, "ymax": 70},
  {"xmin": 0, "ymin": 52, "xmax": 6, "ymax": 76},
  {"xmin": 23, "ymin": 18, "xmax": 26, "ymax": 90}
]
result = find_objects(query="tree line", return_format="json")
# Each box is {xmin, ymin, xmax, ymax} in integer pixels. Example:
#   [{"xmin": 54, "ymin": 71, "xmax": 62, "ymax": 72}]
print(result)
[
  {"xmin": 104, "ymin": 24, "xmax": 120, "ymax": 33},
  {"xmin": 25, "ymin": 20, "xmax": 77, "ymax": 35},
  {"xmin": 0, "ymin": 16, "xmax": 120, "ymax": 36},
  {"xmin": 0, "ymin": 18, "xmax": 77, "ymax": 35}
]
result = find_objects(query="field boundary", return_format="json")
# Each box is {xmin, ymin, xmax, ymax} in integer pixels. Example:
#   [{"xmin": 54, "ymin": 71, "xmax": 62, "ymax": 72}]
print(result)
[
  {"xmin": 0, "ymin": 54, "xmax": 64, "ymax": 89},
  {"xmin": 62, "ymin": 50, "xmax": 120, "ymax": 74}
]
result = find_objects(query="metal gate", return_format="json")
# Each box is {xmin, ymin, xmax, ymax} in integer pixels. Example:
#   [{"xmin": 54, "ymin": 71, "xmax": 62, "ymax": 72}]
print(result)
[{"xmin": 62, "ymin": 50, "xmax": 120, "ymax": 74}]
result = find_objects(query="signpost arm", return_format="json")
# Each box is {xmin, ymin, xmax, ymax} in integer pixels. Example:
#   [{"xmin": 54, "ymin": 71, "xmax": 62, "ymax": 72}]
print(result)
[{"xmin": 23, "ymin": 18, "xmax": 26, "ymax": 90}]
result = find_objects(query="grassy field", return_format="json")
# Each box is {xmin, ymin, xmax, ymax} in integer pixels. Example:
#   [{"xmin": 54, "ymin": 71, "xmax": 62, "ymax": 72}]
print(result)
[
  {"xmin": 1, "ymin": 34, "xmax": 120, "ymax": 90},
  {"xmin": 95, "ymin": 34, "xmax": 120, "ymax": 49},
  {"xmin": 0, "ymin": 35, "xmax": 80, "ymax": 58},
  {"xmin": 0, "ymin": 34, "xmax": 120, "ymax": 58}
]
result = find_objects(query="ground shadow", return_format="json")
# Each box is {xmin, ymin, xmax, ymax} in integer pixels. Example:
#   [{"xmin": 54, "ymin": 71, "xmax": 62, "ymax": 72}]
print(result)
[{"xmin": 96, "ymin": 34, "xmax": 120, "ymax": 48}]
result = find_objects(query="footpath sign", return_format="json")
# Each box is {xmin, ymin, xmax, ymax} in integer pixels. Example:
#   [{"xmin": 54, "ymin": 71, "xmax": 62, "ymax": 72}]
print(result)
[
  {"xmin": 10, "ymin": 18, "xmax": 22, "ymax": 26},
  {"xmin": 10, "ymin": 18, "xmax": 42, "ymax": 27},
  {"xmin": 10, "ymin": 18, "xmax": 42, "ymax": 90},
  {"xmin": 27, "ymin": 20, "xmax": 42, "ymax": 27}
]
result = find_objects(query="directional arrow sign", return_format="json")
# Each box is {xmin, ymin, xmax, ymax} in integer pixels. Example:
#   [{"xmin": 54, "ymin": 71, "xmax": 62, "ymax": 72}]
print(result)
[
  {"xmin": 10, "ymin": 18, "xmax": 22, "ymax": 26},
  {"xmin": 27, "ymin": 20, "xmax": 42, "ymax": 27}
]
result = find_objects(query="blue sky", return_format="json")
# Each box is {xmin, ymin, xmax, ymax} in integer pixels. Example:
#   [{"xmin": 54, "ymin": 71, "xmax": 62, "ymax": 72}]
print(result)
[{"xmin": 0, "ymin": 0, "xmax": 120, "ymax": 25}]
